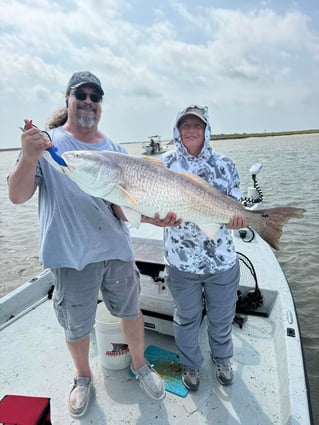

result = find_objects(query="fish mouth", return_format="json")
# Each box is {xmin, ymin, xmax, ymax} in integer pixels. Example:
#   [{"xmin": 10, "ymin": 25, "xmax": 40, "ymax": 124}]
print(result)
[{"xmin": 61, "ymin": 154, "xmax": 72, "ymax": 169}]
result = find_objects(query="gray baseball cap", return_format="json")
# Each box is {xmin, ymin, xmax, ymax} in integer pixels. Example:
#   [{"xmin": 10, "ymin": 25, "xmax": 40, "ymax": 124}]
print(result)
[
  {"xmin": 66, "ymin": 71, "xmax": 104, "ymax": 95},
  {"xmin": 176, "ymin": 106, "xmax": 207, "ymax": 128}
]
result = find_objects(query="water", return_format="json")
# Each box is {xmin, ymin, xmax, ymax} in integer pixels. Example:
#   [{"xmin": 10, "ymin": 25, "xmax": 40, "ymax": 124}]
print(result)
[{"xmin": 1, "ymin": 134, "xmax": 318, "ymax": 423}]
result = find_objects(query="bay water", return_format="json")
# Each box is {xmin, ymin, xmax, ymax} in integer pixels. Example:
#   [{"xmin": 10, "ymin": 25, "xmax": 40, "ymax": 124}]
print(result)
[{"xmin": 1, "ymin": 134, "xmax": 318, "ymax": 423}]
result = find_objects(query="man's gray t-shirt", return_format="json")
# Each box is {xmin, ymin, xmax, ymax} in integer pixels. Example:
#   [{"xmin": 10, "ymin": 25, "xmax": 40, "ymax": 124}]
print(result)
[{"xmin": 35, "ymin": 127, "xmax": 134, "ymax": 270}]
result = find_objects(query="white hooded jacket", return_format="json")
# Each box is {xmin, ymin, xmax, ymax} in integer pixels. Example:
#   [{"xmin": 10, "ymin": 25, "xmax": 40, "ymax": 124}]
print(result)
[{"xmin": 161, "ymin": 105, "xmax": 242, "ymax": 274}]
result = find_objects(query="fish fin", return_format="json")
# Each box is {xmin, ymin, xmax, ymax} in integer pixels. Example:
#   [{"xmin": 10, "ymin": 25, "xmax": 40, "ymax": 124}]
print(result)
[
  {"xmin": 248, "ymin": 206, "xmax": 305, "ymax": 250},
  {"xmin": 103, "ymin": 186, "xmax": 139, "ymax": 208},
  {"xmin": 121, "ymin": 207, "xmax": 141, "ymax": 228},
  {"xmin": 143, "ymin": 157, "xmax": 166, "ymax": 167},
  {"xmin": 198, "ymin": 223, "xmax": 223, "ymax": 240},
  {"xmin": 118, "ymin": 187, "xmax": 139, "ymax": 207},
  {"xmin": 180, "ymin": 172, "xmax": 212, "ymax": 187}
]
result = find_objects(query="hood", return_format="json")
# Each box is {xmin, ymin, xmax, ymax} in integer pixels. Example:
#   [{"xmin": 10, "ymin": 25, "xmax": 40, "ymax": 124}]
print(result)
[{"xmin": 173, "ymin": 105, "xmax": 213, "ymax": 163}]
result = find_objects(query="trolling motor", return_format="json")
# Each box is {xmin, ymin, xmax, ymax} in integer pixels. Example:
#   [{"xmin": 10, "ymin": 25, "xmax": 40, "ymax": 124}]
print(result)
[
  {"xmin": 233, "ymin": 163, "xmax": 265, "ymax": 326},
  {"xmin": 241, "ymin": 163, "xmax": 264, "ymax": 209},
  {"xmin": 235, "ymin": 163, "xmax": 264, "ymax": 243}
]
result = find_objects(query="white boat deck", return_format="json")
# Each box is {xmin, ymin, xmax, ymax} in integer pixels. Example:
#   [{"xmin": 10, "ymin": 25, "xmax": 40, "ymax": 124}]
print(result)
[
  {"xmin": 0, "ymin": 226, "xmax": 312, "ymax": 424},
  {"xmin": 1, "ymin": 294, "xmax": 281, "ymax": 424}
]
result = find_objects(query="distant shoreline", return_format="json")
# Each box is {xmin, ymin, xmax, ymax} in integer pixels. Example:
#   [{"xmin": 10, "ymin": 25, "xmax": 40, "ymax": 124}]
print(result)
[
  {"xmin": 1, "ymin": 128, "xmax": 319, "ymax": 151},
  {"xmin": 210, "ymin": 128, "xmax": 319, "ymax": 141}
]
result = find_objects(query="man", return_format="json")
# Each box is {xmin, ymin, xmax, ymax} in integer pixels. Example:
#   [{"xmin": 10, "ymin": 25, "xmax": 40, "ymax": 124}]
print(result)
[
  {"xmin": 8, "ymin": 71, "xmax": 180, "ymax": 417},
  {"xmin": 161, "ymin": 105, "xmax": 247, "ymax": 391}
]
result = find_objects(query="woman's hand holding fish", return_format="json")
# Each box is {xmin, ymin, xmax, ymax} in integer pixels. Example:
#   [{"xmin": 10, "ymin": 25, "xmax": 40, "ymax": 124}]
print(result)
[
  {"xmin": 111, "ymin": 206, "xmax": 182, "ymax": 228},
  {"xmin": 227, "ymin": 213, "xmax": 247, "ymax": 229},
  {"xmin": 141, "ymin": 212, "xmax": 183, "ymax": 227}
]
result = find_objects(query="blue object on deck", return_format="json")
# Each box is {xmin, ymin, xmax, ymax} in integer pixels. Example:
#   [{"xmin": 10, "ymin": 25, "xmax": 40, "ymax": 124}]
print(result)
[{"xmin": 144, "ymin": 345, "xmax": 188, "ymax": 398}]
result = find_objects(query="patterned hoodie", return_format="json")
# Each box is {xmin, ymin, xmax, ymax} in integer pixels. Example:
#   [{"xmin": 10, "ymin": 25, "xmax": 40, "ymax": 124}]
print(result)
[{"xmin": 161, "ymin": 105, "xmax": 242, "ymax": 274}]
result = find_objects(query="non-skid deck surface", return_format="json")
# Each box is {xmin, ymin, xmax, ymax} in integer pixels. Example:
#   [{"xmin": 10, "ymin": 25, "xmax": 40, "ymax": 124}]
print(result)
[{"xmin": 0, "ymin": 299, "xmax": 280, "ymax": 425}]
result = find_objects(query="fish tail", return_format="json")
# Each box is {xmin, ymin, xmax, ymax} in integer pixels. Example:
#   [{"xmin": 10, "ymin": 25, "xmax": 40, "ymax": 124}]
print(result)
[{"xmin": 249, "ymin": 206, "xmax": 305, "ymax": 250}]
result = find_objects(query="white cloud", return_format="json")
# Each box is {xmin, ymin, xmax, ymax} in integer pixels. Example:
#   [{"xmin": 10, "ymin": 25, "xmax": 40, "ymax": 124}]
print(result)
[{"xmin": 1, "ymin": 0, "xmax": 319, "ymax": 148}]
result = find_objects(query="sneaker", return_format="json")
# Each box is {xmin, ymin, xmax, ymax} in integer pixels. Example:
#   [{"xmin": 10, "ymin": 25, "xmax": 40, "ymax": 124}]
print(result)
[
  {"xmin": 68, "ymin": 376, "xmax": 92, "ymax": 418},
  {"xmin": 211, "ymin": 356, "xmax": 234, "ymax": 385},
  {"xmin": 182, "ymin": 366, "xmax": 200, "ymax": 391},
  {"xmin": 130, "ymin": 363, "xmax": 165, "ymax": 400}
]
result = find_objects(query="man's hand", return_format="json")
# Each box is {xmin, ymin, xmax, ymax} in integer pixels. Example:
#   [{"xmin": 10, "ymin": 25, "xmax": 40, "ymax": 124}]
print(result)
[
  {"xmin": 227, "ymin": 213, "xmax": 247, "ymax": 229},
  {"xmin": 141, "ymin": 212, "xmax": 182, "ymax": 227},
  {"xmin": 21, "ymin": 119, "xmax": 53, "ymax": 162}
]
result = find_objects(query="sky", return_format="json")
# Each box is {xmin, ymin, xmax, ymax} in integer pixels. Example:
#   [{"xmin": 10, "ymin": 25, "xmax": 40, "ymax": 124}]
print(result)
[{"xmin": 1, "ymin": 0, "xmax": 319, "ymax": 148}]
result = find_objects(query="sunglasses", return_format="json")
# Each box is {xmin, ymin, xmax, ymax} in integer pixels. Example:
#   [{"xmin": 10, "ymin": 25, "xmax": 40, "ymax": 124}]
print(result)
[{"xmin": 72, "ymin": 91, "xmax": 102, "ymax": 103}]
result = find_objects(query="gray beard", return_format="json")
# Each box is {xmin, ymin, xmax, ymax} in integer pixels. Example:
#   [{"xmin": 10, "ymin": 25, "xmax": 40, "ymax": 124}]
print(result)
[{"xmin": 77, "ymin": 115, "xmax": 96, "ymax": 128}]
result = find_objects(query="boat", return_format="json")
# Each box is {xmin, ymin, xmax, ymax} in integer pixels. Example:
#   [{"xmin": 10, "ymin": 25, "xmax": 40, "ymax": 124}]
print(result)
[
  {"xmin": 0, "ymin": 165, "xmax": 313, "ymax": 424},
  {"xmin": 142, "ymin": 135, "xmax": 168, "ymax": 155}
]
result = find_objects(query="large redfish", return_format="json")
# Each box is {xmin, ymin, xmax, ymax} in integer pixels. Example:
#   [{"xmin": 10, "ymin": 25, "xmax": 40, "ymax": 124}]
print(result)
[{"xmin": 44, "ymin": 150, "xmax": 304, "ymax": 250}]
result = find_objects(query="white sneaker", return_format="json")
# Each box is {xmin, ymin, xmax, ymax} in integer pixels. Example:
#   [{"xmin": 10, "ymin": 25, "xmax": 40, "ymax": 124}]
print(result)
[
  {"xmin": 68, "ymin": 376, "xmax": 92, "ymax": 417},
  {"xmin": 130, "ymin": 363, "xmax": 165, "ymax": 400}
]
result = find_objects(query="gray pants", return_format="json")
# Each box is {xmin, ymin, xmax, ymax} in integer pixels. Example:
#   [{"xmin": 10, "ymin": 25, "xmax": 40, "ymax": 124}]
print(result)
[{"xmin": 166, "ymin": 260, "xmax": 240, "ymax": 369}]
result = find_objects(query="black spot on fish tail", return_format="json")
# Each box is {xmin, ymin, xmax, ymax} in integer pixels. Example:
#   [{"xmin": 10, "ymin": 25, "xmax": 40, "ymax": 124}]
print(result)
[{"xmin": 247, "ymin": 206, "xmax": 305, "ymax": 250}]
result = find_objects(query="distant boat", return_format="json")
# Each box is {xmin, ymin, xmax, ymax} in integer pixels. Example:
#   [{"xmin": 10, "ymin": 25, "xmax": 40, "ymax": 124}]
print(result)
[{"xmin": 142, "ymin": 135, "xmax": 168, "ymax": 155}]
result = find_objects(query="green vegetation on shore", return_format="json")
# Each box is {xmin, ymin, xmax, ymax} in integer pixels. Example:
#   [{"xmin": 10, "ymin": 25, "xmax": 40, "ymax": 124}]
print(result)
[
  {"xmin": 210, "ymin": 129, "xmax": 319, "ymax": 140},
  {"xmin": 1, "ymin": 129, "xmax": 319, "ymax": 152}
]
